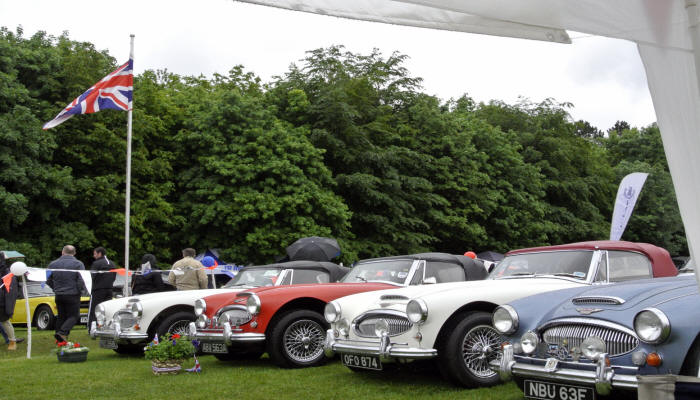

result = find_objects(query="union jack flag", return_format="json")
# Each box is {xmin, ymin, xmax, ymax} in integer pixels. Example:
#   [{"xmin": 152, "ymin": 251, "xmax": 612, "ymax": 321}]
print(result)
[{"xmin": 43, "ymin": 59, "xmax": 133, "ymax": 129}]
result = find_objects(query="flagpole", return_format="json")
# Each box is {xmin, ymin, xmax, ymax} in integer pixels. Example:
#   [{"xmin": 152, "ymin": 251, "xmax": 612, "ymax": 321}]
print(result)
[{"xmin": 124, "ymin": 34, "xmax": 134, "ymax": 297}]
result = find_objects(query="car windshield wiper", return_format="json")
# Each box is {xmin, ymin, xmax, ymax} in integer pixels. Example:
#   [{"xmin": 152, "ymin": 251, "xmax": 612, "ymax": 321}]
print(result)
[
  {"xmin": 354, "ymin": 276, "xmax": 367, "ymax": 282},
  {"xmin": 548, "ymin": 273, "xmax": 585, "ymax": 279}
]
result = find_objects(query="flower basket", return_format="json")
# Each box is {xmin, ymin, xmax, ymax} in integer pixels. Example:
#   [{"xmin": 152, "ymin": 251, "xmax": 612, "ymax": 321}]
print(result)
[
  {"xmin": 144, "ymin": 333, "xmax": 196, "ymax": 375},
  {"xmin": 151, "ymin": 359, "xmax": 185, "ymax": 375},
  {"xmin": 57, "ymin": 350, "xmax": 89, "ymax": 363},
  {"xmin": 54, "ymin": 341, "xmax": 89, "ymax": 363}
]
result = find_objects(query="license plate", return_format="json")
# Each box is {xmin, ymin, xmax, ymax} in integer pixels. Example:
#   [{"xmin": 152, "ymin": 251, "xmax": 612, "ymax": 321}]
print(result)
[
  {"xmin": 99, "ymin": 337, "xmax": 118, "ymax": 350},
  {"xmin": 202, "ymin": 342, "xmax": 228, "ymax": 354},
  {"xmin": 523, "ymin": 380, "xmax": 595, "ymax": 400},
  {"xmin": 80, "ymin": 316, "xmax": 88, "ymax": 324},
  {"xmin": 341, "ymin": 354, "xmax": 382, "ymax": 370}
]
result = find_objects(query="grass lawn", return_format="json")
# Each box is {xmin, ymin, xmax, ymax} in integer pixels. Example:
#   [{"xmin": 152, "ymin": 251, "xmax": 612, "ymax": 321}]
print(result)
[{"xmin": 1, "ymin": 326, "xmax": 524, "ymax": 400}]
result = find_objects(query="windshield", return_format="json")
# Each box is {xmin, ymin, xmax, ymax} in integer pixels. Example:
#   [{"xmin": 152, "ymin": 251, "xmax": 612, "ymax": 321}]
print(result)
[
  {"xmin": 341, "ymin": 259, "xmax": 414, "ymax": 285},
  {"xmin": 23, "ymin": 283, "xmax": 55, "ymax": 297},
  {"xmin": 490, "ymin": 250, "xmax": 594, "ymax": 280},
  {"xmin": 223, "ymin": 268, "xmax": 282, "ymax": 288}
]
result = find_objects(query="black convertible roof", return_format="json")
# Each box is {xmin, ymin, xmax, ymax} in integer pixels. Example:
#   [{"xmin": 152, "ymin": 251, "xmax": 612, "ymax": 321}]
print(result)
[
  {"xmin": 245, "ymin": 260, "xmax": 350, "ymax": 282},
  {"xmin": 356, "ymin": 252, "xmax": 487, "ymax": 281}
]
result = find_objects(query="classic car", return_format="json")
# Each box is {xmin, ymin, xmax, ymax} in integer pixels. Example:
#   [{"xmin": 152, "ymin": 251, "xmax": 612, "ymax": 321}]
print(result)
[
  {"xmin": 11, "ymin": 281, "xmax": 91, "ymax": 329},
  {"xmin": 493, "ymin": 274, "xmax": 699, "ymax": 400},
  {"xmin": 189, "ymin": 253, "xmax": 488, "ymax": 368},
  {"xmin": 90, "ymin": 260, "xmax": 349, "ymax": 353},
  {"xmin": 323, "ymin": 241, "xmax": 678, "ymax": 388}
]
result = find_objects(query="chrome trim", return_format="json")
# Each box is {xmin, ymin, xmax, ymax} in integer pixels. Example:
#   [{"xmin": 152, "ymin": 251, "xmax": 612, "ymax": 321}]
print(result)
[
  {"xmin": 493, "ymin": 305, "xmax": 519, "ymax": 335},
  {"xmin": 494, "ymin": 348, "xmax": 638, "ymax": 393},
  {"xmin": 352, "ymin": 309, "xmax": 413, "ymax": 338},
  {"xmin": 634, "ymin": 307, "xmax": 671, "ymax": 344},
  {"xmin": 539, "ymin": 318, "xmax": 639, "ymax": 358},
  {"xmin": 572, "ymin": 296, "xmax": 626, "ymax": 305},
  {"xmin": 92, "ymin": 324, "xmax": 149, "ymax": 341},
  {"xmin": 380, "ymin": 295, "xmax": 409, "ymax": 301},
  {"xmin": 189, "ymin": 322, "xmax": 266, "ymax": 344},
  {"xmin": 216, "ymin": 305, "xmax": 252, "ymax": 327},
  {"xmin": 325, "ymin": 334, "xmax": 437, "ymax": 361},
  {"xmin": 539, "ymin": 317, "xmax": 637, "ymax": 338}
]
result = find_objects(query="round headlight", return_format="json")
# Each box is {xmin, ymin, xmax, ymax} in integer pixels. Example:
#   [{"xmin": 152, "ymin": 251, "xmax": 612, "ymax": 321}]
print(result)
[
  {"xmin": 406, "ymin": 299, "xmax": 428, "ymax": 324},
  {"xmin": 581, "ymin": 336, "xmax": 606, "ymax": 360},
  {"xmin": 95, "ymin": 304, "xmax": 105, "ymax": 325},
  {"xmin": 194, "ymin": 299, "xmax": 206, "ymax": 316},
  {"xmin": 374, "ymin": 319, "xmax": 389, "ymax": 337},
  {"xmin": 324, "ymin": 301, "xmax": 341, "ymax": 323},
  {"xmin": 634, "ymin": 308, "xmax": 671, "ymax": 344},
  {"xmin": 196, "ymin": 314, "xmax": 208, "ymax": 329},
  {"xmin": 337, "ymin": 318, "xmax": 350, "ymax": 337},
  {"xmin": 130, "ymin": 301, "xmax": 143, "ymax": 317},
  {"xmin": 520, "ymin": 331, "xmax": 539, "ymax": 354},
  {"xmin": 246, "ymin": 294, "xmax": 261, "ymax": 315},
  {"xmin": 493, "ymin": 305, "xmax": 518, "ymax": 335}
]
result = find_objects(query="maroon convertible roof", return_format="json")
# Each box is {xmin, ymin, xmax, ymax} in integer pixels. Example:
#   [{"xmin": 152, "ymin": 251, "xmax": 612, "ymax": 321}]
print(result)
[{"xmin": 506, "ymin": 240, "xmax": 677, "ymax": 278}]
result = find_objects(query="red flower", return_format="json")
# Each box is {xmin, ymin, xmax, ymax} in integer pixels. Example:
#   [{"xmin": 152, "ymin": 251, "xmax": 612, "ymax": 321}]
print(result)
[
  {"xmin": 171, "ymin": 334, "xmax": 181, "ymax": 339},
  {"xmin": 74, "ymin": 343, "xmax": 81, "ymax": 348},
  {"xmin": 57, "ymin": 341, "xmax": 68, "ymax": 347}
]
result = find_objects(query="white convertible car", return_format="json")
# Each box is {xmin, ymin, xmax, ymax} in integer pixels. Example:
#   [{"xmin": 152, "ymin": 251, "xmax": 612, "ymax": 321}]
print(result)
[
  {"xmin": 323, "ymin": 241, "xmax": 678, "ymax": 388},
  {"xmin": 90, "ymin": 261, "xmax": 349, "ymax": 353}
]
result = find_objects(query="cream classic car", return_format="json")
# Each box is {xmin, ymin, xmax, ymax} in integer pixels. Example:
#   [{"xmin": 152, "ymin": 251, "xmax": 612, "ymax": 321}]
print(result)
[
  {"xmin": 323, "ymin": 241, "xmax": 678, "ymax": 388},
  {"xmin": 90, "ymin": 261, "xmax": 349, "ymax": 353}
]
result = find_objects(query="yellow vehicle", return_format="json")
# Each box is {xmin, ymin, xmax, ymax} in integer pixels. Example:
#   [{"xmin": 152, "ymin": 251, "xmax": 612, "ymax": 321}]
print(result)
[
  {"xmin": 3, "ymin": 250, "xmax": 90, "ymax": 330},
  {"xmin": 11, "ymin": 281, "xmax": 91, "ymax": 330}
]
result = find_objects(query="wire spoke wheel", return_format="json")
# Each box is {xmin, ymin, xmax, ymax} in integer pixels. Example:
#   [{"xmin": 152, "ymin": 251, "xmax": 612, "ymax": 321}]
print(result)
[
  {"xmin": 461, "ymin": 324, "xmax": 502, "ymax": 378},
  {"xmin": 168, "ymin": 320, "xmax": 190, "ymax": 336},
  {"xmin": 283, "ymin": 319, "xmax": 325, "ymax": 363}
]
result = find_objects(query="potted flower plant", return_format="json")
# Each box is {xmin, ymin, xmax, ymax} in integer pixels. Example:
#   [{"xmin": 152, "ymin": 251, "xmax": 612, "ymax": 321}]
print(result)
[
  {"xmin": 144, "ymin": 333, "xmax": 196, "ymax": 375},
  {"xmin": 55, "ymin": 341, "xmax": 89, "ymax": 362}
]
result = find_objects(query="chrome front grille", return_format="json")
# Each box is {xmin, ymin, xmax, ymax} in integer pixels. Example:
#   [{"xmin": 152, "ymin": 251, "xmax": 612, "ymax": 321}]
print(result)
[
  {"xmin": 353, "ymin": 311, "xmax": 412, "ymax": 338},
  {"xmin": 114, "ymin": 310, "xmax": 138, "ymax": 329},
  {"xmin": 541, "ymin": 320, "xmax": 638, "ymax": 357}
]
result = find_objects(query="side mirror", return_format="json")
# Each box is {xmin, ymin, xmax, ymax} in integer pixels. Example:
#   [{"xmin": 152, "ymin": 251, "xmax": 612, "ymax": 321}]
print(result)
[{"xmin": 423, "ymin": 277, "xmax": 437, "ymax": 284}]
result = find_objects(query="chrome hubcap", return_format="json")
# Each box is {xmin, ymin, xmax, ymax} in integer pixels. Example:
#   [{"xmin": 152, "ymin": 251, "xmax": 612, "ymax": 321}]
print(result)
[
  {"xmin": 283, "ymin": 319, "xmax": 325, "ymax": 363},
  {"xmin": 461, "ymin": 325, "xmax": 502, "ymax": 378}
]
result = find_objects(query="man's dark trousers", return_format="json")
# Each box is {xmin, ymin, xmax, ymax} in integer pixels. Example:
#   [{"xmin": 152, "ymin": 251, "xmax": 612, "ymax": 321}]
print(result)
[
  {"xmin": 55, "ymin": 294, "xmax": 81, "ymax": 337},
  {"xmin": 88, "ymin": 288, "xmax": 112, "ymax": 328}
]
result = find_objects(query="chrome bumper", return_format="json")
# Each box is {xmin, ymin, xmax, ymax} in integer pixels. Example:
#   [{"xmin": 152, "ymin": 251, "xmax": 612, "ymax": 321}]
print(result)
[
  {"xmin": 494, "ymin": 344, "xmax": 638, "ymax": 395},
  {"xmin": 188, "ymin": 322, "xmax": 266, "ymax": 345},
  {"xmin": 89, "ymin": 321, "xmax": 148, "ymax": 341},
  {"xmin": 324, "ymin": 329, "xmax": 437, "ymax": 361}
]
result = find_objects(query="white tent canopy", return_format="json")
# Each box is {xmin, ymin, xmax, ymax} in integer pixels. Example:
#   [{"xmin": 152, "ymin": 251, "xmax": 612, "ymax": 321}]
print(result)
[{"xmin": 236, "ymin": 0, "xmax": 700, "ymax": 287}]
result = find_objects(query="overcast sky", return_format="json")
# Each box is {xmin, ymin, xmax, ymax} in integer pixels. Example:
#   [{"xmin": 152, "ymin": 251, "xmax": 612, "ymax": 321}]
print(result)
[{"xmin": 2, "ymin": 0, "xmax": 656, "ymax": 131}]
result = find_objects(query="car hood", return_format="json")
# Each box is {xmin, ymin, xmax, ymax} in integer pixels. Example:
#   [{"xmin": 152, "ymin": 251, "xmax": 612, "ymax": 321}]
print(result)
[
  {"xmin": 531, "ymin": 275, "xmax": 698, "ymax": 323},
  {"xmin": 99, "ymin": 288, "xmax": 245, "ymax": 315},
  {"xmin": 333, "ymin": 277, "xmax": 583, "ymax": 317}
]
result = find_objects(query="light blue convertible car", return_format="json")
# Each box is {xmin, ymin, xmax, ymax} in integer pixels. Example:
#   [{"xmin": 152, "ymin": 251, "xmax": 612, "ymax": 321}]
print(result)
[{"xmin": 493, "ymin": 274, "xmax": 700, "ymax": 400}]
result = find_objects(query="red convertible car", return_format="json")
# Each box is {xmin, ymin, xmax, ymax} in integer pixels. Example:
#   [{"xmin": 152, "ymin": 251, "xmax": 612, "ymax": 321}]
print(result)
[{"xmin": 189, "ymin": 252, "xmax": 488, "ymax": 368}]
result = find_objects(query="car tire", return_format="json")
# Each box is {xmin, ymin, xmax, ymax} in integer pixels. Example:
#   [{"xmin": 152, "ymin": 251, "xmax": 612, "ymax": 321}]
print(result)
[
  {"xmin": 681, "ymin": 338, "xmax": 700, "ymax": 376},
  {"xmin": 268, "ymin": 309, "xmax": 329, "ymax": 368},
  {"xmin": 155, "ymin": 311, "xmax": 195, "ymax": 338},
  {"xmin": 113, "ymin": 343, "xmax": 144, "ymax": 354},
  {"xmin": 33, "ymin": 305, "xmax": 55, "ymax": 331},
  {"xmin": 438, "ymin": 311, "xmax": 503, "ymax": 388},
  {"xmin": 214, "ymin": 350, "xmax": 263, "ymax": 361}
]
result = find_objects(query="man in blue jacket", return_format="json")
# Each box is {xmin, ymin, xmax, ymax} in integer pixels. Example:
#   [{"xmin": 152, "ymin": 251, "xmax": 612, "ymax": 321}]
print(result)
[{"xmin": 47, "ymin": 245, "xmax": 85, "ymax": 342}]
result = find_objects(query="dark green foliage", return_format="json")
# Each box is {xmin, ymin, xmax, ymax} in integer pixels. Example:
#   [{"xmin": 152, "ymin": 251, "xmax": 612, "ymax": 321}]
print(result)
[{"xmin": 0, "ymin": 28, "xmax": 687, "ymax": 269}]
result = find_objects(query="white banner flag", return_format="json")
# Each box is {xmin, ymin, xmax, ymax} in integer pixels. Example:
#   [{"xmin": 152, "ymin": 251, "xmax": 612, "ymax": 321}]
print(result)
[{"xmin": 610, "ymin": 172, "xmax": 648, "ymax": 241}]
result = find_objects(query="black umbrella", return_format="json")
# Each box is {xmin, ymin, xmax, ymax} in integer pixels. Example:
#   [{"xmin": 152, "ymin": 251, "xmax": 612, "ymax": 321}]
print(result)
[
  {"xmin": 476, "ymin": 251, "xmax": 504, "ymax": 262},
  {"xmin": 286, "ymin": 236, "xmax": 341, "ymax": 262}
]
